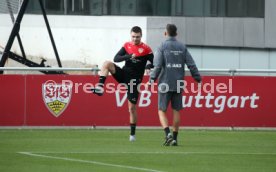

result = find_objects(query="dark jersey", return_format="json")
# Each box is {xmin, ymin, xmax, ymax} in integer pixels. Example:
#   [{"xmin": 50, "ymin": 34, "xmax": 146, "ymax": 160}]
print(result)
[{"xmin": 114, "ymin": 42, "xmax": 154, "ymax": 79}]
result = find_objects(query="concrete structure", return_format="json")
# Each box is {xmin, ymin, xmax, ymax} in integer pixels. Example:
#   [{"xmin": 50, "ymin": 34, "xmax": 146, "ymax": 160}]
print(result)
[{"xmin": 0, "ymin": 0, "xmax": 275, "ymax": 70}]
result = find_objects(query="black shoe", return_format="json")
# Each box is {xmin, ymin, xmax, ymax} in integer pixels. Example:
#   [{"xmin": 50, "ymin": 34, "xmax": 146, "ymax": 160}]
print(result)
[
  {"xmin": 91, "ymin": 86, "xmax": 104, "ymax": 96},
  {"xmin": 170, "ymin": 140, "xmax": 178, "ymax": 146},
  {"xmin": 163, "ymin": 134, "xmax": 173, "ymax": 146}
]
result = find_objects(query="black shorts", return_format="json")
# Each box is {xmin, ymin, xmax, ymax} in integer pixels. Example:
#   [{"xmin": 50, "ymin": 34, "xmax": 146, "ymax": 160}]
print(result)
[{"xmin": 112, "ymin": 65, "xmax": 142, "ymax": 104}]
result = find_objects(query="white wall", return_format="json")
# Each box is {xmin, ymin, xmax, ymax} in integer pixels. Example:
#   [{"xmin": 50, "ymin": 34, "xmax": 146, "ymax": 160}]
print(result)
[
  {"xmin": 188, "ymin": 47, "xmax": 276, "ymax": 70},
  {"xmin": 1, "ymin": 14, "xmax": 275, "ymax": 71},
  {"xmin": 0, "ymin": 15, "xmax": 147, "ymax": 68},
  {"xmin": 188, "ymin": 47, "xmax": 276, "ymax": 76}
]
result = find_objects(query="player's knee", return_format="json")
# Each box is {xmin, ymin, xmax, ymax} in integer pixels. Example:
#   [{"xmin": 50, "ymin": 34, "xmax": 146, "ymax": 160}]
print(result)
[
  {"xmin": 174, "ymin": 119, "xmax": 180, "ymax": 125},
  {"xmin": 103, "ymin": 61, "xmax": 113, "ymax": 69},
  {"xmin": 128, "ymin": 106, "xmax": 136, "ymax": 114}
]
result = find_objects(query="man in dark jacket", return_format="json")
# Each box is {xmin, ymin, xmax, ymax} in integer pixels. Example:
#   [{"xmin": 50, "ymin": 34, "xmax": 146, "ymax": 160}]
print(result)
[{"xmin": 150, "ymin": 24, "xmax": 201, "ymax": 146}]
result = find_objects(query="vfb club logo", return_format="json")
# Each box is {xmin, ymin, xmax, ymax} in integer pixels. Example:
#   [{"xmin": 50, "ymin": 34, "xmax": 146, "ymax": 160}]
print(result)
[{"xmin": 42, "ymin": 80, "xmax": 72, "ymax": 117}]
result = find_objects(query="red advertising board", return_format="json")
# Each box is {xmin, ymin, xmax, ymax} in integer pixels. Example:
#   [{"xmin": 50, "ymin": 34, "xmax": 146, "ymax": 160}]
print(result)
[
  {"xmin": 0, "ymin": 75, "xmax": 276, "ymax": 127},
  {"xmin": 0, "ymin": 75, "xmax": 25, "ymax": 125}
]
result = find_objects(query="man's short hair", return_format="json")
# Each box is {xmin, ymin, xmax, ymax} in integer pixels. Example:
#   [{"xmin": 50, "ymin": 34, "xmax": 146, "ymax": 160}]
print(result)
[
  {"xmin": 166, "ymin": 24, "xmax": 177, "ymax": 37},
  {"xmin": 131, "ymin": 26, "xmax": 142, "ymax": 34}
]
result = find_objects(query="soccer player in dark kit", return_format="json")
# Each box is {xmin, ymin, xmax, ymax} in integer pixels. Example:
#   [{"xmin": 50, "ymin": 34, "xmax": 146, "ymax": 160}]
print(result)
[{"xmin": 91, "ymin": 26, "xmax": 154, "ymax": 142}]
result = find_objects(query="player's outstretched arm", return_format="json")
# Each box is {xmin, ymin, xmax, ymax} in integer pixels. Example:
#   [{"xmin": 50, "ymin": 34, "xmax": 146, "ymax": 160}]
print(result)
[{"xmin": 114, "ymin": 47, "xmax": 132, "ymax": 62}]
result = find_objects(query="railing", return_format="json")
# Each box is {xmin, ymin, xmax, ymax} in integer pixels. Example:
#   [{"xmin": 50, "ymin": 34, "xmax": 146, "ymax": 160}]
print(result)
[
  {"xmin": 195, "ymin": 69, "xmax": 276, "ymax": 76},
  {"xmin": 1, "ymin": 67, "xmax": 276, "ymax": 76},
  {"xmin": 0, "ymin": 67, "xmax": 100, "ymax": 72}
]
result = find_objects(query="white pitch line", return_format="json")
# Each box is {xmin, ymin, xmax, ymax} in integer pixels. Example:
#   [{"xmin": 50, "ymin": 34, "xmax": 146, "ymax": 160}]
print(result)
[
  {"xmin": 18, "ymin": 152, "xmax": 165, "ymax": 172},
  {"xmin": 20, "ymin": 151, "xmax": 276, "ymax": 156}
]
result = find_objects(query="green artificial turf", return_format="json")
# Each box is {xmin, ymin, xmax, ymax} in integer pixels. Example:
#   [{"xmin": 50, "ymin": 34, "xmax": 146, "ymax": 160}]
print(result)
[{"xmin": 0, "ymin": 129, "xmax": 276, "ymax": 172}]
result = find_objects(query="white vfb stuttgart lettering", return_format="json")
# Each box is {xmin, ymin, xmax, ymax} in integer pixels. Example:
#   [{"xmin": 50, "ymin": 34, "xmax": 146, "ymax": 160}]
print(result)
[
  {"xmin": 115, "ymin": 90, "xmax": 151, "ymax": 107},
  {"xmin": 182, "ymin": 93, "xmax": 259, "ymax": 113},
  {"xmin": 115, "ymin": 91, "xmax": 260, "ymax": 114}
]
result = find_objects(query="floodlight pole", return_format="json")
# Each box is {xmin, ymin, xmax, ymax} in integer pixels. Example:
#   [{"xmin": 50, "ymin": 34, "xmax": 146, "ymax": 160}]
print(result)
[
  {"xmin": 0, "ymin": 0, "xmax": 29, "ymax": 73},
  {"xmin": 6, "ymin": 0, "xmax": 27, "ymax": 59},
  {"xmin": 38, "ymin": 0, "xmax": 62, "ymax": 68}
]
